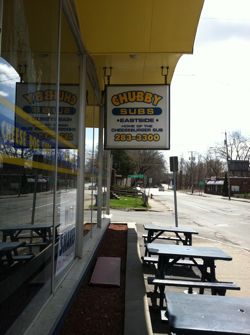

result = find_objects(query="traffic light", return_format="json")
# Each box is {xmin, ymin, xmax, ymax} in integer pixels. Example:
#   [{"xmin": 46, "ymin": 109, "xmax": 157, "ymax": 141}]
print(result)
[{"xmin": 170, "ymin": 156, "xmax": 178, "ymax": 172}]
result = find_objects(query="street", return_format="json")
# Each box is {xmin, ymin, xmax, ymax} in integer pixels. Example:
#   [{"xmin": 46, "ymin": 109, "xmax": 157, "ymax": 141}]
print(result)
[
  {"xmin": 110, "ymin": 189, "xmax": 250, "ymax": 251},
  {"xmin": 1, "ymin": 188, "xmax": 249, "ymax": 250}
]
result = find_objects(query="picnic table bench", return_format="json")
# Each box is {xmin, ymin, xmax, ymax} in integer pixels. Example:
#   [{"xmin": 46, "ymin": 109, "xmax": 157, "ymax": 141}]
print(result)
[
  {"xmin": 147, "ymin": 276, "xmax": 240, "ymax": 307},
  {"xmin": 0, "ymin": 242, "xmax": 33, "ymax": 267},
  {"xmin": 143, "ymin": 255, "xmax": 203, "ymax": 267}
]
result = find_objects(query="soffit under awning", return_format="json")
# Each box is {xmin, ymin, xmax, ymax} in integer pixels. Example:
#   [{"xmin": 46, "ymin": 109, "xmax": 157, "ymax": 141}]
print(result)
[{"xmin": 74, "ymin": 0, "xmax": 204, "ymax": 89}]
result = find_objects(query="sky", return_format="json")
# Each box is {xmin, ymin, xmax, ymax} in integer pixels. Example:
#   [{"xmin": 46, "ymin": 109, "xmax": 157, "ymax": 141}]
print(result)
[
  {"xmin": 1, "ymin": 0, "xmax": 249, "ymax": 163},
  {"xmin": 167, "ymin": 0, "xmax": 250, "ymax": 160}
]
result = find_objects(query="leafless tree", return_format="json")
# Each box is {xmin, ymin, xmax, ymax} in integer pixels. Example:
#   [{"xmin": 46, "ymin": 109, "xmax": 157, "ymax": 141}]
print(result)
[
  {"xmin": 127, "ymin": 150, "xmax": 167, "ymax": 185},
  {"xmin": 177, "ymin": 152, "xmax": 225, "ymax": 190},
  {"xmin": 215, "ymin": 131, "xmax": 250, "ymax": 161},
  {"xmin": 205, "ymin": 149, "xmax": 225, "ymax": 177}
]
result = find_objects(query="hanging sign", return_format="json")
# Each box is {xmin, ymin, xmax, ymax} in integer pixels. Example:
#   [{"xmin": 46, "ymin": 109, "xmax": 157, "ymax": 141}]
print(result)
[
  {"xmin": 15, "ymin": 83, "xmax": 79, "ymax": 149},
  {"xmin": 105, "ymin": 84, "xmax": 170, "ymax": 150}
]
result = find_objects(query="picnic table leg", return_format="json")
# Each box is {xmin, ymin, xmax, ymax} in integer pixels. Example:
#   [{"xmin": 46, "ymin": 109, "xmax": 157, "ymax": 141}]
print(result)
[
  {"xmin": 206, "ymin": 259, "xmax": 220, "ymax": 295},
  {"xmin": 148, "ymin": 231, "xmax": 154, "ymax": 243},
  {"xmin": 199, "ymin": 259, "xmax": 217, "ymax": 294},
  {"xmin": 144, "ymin": 239, "xmax": 148, "ymax": 257},
  {"xmin": 157, "ymin": 255, "xmax": 171, "ymax": 308},
  {"xmin": 186, "ymin": 233, "xmax": 192, "ymax": 246},
  {"xmin": 204, "ymin": 259, "xmax": 216, "ymax": 281},
  {"xmin": 6, "ymin": 251, "xmax": 14, "ymax": 266},
  {"xmin": 157, "ymin": 255, "xmax": 165, "ymax": 278},
  {"xmin": 2, "ymin": 232, "xmax": 7, "ymax": 242},
  {"xmin": 144, "ymin": 231, "xmax": 155, "ymax": 256},
  {"xmin": 159, "ymin": 285, "xmax": 165, "ymax": 308}
]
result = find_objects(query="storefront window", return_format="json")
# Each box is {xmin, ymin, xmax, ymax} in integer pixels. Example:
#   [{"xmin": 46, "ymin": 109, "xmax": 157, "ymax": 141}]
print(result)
[
  {"xmin": 0, "ymin": 1, "xmax": 60, "ymax": 333},
  {"xmin": 0, "ymin": 0, "xmax": 102, "ymax": 333},
  {"xmin": 54, "ymin": 5, "xmax": 80, "ymax": 284}
]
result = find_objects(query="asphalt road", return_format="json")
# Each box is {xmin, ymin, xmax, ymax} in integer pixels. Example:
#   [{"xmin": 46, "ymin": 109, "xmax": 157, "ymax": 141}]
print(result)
[
  {"xmin": 110, "ymin": 189, "xmax": 250, "ymax": 251},
  {"xmin": 1, "ymin": 188, "xmax": 249, "ymax": 250}
]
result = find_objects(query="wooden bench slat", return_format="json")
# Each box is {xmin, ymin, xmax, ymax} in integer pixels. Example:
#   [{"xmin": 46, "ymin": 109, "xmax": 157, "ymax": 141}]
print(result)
[
  {"xmin": 27, "ymin": 242, "xmax": 49, "ymax": 247},
  {"xmin": 143, "ymin": 234, "xmax": 179, "ymax": 242},
  {"xmin": 12, "ymin": 254, "xmax": 34, "ymax": 262},
  {"xmin": 147, "ymin": 276, "xmax": 240, "ymax": 290},
  {"xmin": 142, "ymin": 256, "xmax": 203, "ymax": 266},
  {"xmin": 142, "ymin": 256, "xmax": 158, "ymax": 263},
  {"xmin": 148, "ymin": 276, "xmax": 240, "ymax": 308},
  {"xmin": 174, "ymin": 259, "xmax": 203, "ymax": 266}
]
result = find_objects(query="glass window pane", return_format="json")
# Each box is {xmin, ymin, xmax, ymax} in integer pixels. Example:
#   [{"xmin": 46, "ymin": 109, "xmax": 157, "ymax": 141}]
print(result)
[
  {"xmin": 83, "ymin": 79, "xmax": 101, "ymax": 235},
  {"xmin": 52, "ymin": 5, "xmax": 80, "ymax": 285},
  {"xmin": 0, "ymin": 0, "xmax": 59, "ymax": 333}
]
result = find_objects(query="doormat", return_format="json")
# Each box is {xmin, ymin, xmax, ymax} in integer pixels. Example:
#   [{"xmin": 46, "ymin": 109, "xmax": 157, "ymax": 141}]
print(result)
[{"xmin": 90, "ymin": 256, "xmax": 121, "ymax": 287}]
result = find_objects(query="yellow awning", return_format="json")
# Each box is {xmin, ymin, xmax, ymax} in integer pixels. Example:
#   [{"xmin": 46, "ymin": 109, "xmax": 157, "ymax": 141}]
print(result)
[{"xmin": 75, "ymin": 0, "xmax": 204, "ymax": 89}]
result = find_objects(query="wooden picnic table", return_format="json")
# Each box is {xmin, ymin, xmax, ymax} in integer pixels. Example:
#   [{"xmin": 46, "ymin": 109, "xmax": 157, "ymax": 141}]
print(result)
[
  {"xmin": 0, "ymin": 224, "xmax": 60, "ymax": 253},
  {"xmin": 146, "ymin": 243, "xmax": 233, "ymax": 307},
  {"xmin": 0, "ymin": 224, "xmax": 59, "ymax": 243},
  {"xmin": 147, "ymin": 243, "xmax": 232, "ymax": 281},
  {"xmin": 143, "ymin": 224, "xmax": 198, "ymax": 257},
  {"xmin": 165, "ymin": 291, "xmax": 250, "ymax": 334}
]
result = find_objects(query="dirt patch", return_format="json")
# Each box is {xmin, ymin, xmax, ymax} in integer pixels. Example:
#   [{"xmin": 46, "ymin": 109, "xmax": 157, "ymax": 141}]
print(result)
[{"xmin": 59, "ymin": 224, "xmax": 127, "ymax": 335}]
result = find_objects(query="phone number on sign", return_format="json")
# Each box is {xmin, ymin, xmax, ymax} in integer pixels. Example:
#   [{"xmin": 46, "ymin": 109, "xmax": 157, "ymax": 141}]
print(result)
[{"xmin": 114, "ymin": 133, "xmax": 160, "ymax": 142}]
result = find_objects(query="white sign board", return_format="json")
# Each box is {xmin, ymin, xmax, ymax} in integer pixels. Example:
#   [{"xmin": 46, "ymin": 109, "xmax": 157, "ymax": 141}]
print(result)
[{"xmin": 105, "ymin": 85, "xmax": 170, "ymax": 149}]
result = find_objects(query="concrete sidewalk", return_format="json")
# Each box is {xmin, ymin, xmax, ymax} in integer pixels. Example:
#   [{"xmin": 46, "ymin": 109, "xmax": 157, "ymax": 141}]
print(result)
[{"xmin": 124, "ymin": 197, "xmax": 250, "ymax": 335}]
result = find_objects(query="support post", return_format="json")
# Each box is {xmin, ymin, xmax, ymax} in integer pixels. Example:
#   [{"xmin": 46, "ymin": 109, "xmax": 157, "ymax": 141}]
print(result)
[
  {"xmin": 170, "ymin": 156, "xmax": 179, "ymax": 227},
  {"xmin": 173, "ymin": 171, "xmax": 178, "ymax": 227},
  {"xmin": 224, "ymin": 132, "xmax": 231, "ymax": 200},
  {"xmin": 97, "ymin": 103, "xmax": 104, "ymax": 227},
  {"xmin": 106, "ymin": 151, "xmax": 112, "ymax": 215},
  {"xmin": 75, "ymin": 54, "xmax": 87, "ymax": 257}
]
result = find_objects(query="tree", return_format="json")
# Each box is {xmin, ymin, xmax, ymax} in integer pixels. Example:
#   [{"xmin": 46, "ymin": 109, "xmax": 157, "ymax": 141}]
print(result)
[
  {"xmin": 176, "ymin": 152, "xmax": 225, "ymax": 190},
  {"xmin": 127, "ymin": 150, "xmax": 167, "ymax": 185},
  {"xmin": 111, "ymin": 150, "xmax": 135, "ymax": 177},
  {"xmin": 177, "ymin": 157, "xmax": 185, "ymax": 189},
  {"xmin": 215, "ymin": 131, "xmax": 250, "ymax": 161},
  {"xmin": 205, "ymin": 149, "xmax": 225, "ymax": 177}
]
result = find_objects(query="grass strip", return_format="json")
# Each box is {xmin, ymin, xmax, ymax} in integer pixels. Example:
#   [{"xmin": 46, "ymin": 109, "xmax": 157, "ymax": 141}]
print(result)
[{"xmin": 110, "ymin": 195, "xmax": 147, "ymax": 209}]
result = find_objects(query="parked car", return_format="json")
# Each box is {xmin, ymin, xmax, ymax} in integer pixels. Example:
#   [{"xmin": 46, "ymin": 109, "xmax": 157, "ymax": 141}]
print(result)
[{"xmin": 158, "ymin": 185, "xmax": 164, "ymax": 191}]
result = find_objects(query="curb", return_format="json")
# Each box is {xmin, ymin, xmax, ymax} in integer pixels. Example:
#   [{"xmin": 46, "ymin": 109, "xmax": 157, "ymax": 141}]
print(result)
[{"xmin": 124, "ymin": 222, "xmax": 153, "ymax": 335}]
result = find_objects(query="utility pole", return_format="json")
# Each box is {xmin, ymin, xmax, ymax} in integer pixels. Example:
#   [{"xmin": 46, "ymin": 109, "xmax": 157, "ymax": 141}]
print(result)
[
  {"xmin": 170, "ymin": 157, "xmax": 178, "ymax": 227},
  {"xmin": 189, "ymin": 151, "xmax": 196, "ymax": 194},
  {"xmin": 224, "ymin": 131, "xmax": 231, "ymax": 200}
]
